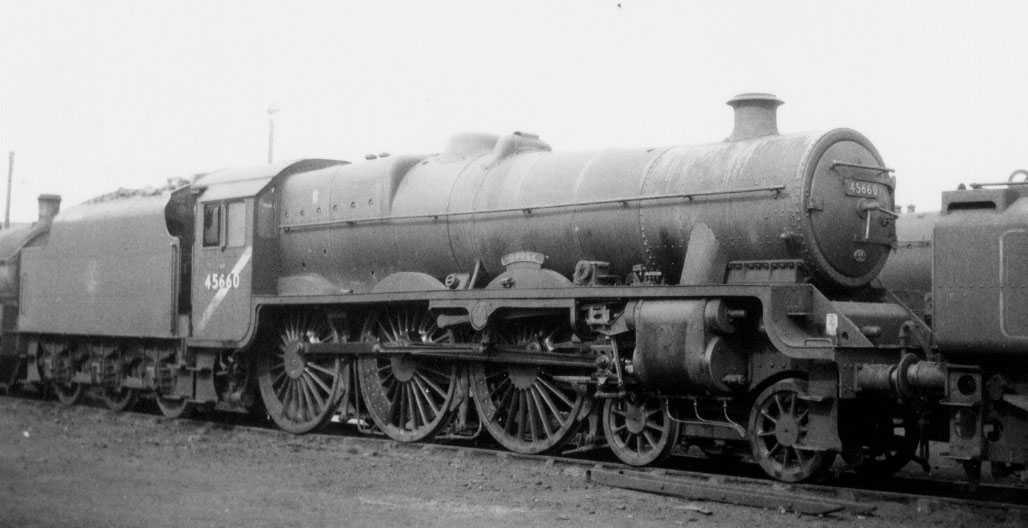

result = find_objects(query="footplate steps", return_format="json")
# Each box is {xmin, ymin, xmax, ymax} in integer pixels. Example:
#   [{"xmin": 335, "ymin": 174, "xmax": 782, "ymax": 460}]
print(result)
[{"xmin": 587, "ymin": 467, "xmax": 876, "ymax": 516}]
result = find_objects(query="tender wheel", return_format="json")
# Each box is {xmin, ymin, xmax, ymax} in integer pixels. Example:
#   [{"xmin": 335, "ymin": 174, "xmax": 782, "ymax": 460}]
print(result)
[
  {"xmin": 257, "ymin": 313, "xmax": 345, "ymax": 434},
  {"xmin": 602, "ymin": 395, "xmax": 679, "ymax": 466},
  {"xmin": 749, "ymin": 379, "xmax": 834, "ymax": 482},
  {"xmin": 155, "ymin": 395, "xmax": 193, "ymax": 419},
  {"xmin": 357, "ymin": 307, "xmax": 460, "ymax": 442},
  {"xmin": 100, "ymin": 387, "xmax": 139, "ymax": 412},
  {"xmin": 40, "ymin": 342, "xmax": 82, "ymax": 406},
  {"xmin": 52, "ymin": 382, "xmax": 84, "ymax": 406},
  {"xmin": 842, "ymin": 405, "xmax": 920, "ymax": 478},
  {"xmin": 469, "ymin": 321, "xmax": 589, "ymax": 454}
]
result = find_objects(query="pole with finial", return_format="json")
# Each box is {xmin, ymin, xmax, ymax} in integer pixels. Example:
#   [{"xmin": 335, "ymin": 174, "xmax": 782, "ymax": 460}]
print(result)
[
  {"xmin": 5, "ymin": 151, "xmax": 13, "ymax": 229},
  {"xmin": 266, "ymin": 105, "xmax": 279, "ymax": 163}
]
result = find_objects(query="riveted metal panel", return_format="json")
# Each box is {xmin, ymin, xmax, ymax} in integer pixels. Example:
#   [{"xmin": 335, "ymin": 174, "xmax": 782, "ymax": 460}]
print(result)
[{"xmin": 933, "ymin": 192, "xmax": 1028, "ymax": 356}]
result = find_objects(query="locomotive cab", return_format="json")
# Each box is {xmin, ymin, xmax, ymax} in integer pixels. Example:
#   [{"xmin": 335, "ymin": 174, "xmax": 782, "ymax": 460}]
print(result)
[{"xmin": 187, "ymin": 159, "xmax": 346, "ymax": 345}]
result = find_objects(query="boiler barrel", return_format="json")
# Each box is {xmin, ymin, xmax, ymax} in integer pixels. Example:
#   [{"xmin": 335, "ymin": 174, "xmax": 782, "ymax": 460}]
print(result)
[{"xmin": 277, "ymin": 95, "xmax": 895, "ymax": 293}]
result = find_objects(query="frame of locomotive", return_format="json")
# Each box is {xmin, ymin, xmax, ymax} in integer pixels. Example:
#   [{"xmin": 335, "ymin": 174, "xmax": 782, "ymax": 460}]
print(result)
[{"xmin": 0, "ymin": 94, "xmax": 1015, "ymax": 484}]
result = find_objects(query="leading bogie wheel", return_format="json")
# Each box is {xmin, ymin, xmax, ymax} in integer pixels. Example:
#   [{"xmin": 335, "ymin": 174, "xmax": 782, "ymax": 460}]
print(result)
[
  {"xmin": 602, "ymin": 395, "xmax": 680, "ymax": 466},
  {"xmin": 357, "ymin": 307, "xmax": 461, "ymax": 442},
  {"xmin": 748, "ymin": 378, "xmax": 835, "ymax": 482},
  {"xmin": 257, "ymin": 312, "xmax": 345, "ymax": 434}
]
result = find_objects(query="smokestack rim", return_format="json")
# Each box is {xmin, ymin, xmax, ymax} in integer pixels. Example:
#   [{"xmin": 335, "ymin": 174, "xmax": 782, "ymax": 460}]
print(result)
[{"xmin": 726, "ymin": 92, "xmax": 784, "ymax": 108}]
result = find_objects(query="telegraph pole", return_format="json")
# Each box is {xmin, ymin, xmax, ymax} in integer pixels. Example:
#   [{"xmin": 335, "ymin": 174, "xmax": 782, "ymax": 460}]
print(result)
[
  {"xmin": 266, "ymin": 105, "xmax": 279, "ymax": 163},
  {"xmin": 4, "ymin": 151, "xmax": 13, "ymax": 229}
]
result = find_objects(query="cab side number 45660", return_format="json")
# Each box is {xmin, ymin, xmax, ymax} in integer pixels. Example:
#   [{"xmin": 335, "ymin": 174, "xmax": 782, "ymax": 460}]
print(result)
[{"xmin": 204, "ymin": 272, "xmax": 240, "ymax": 290}]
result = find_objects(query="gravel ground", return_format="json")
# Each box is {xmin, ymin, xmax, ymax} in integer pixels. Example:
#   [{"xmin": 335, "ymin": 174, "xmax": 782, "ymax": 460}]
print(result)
[{"xmin": 0, "ymin": 396, "xmax": 1024, "ymax": 528}]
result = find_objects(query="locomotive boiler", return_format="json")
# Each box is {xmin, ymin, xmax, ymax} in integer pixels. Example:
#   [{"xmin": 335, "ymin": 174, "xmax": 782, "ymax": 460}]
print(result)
[
  {"xmin": 276, "ymin": 93, "xmax": 895, "ymax": 296},
  {"xmin": 2, "ymin": 93, "xmax": 981, "ymax": 485}
]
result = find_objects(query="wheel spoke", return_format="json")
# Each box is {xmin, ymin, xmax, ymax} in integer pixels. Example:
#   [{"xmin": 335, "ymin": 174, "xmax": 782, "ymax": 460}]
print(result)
[
  {"xmin": 534, "ymin": 381, "xmax": 567, "ymax": 426},
  {"xmin": 403, "ymin": 383, "xmax": 416, "ymax": 428},
  {"xmin": 415, "ymin": 370, "xmax": 449, "ymax": 399},
  {"xmin": 529, "ymin": 388, "xmax": 555, "ymax": 438},
  {"xmin": 388, "ymin": 381, "xmax": 402, "ymax": 422},
  {"xmin": 297, "ymin": 379, "xmax": 313, "ymax": 421},
  {"xmin": 305, "ymin": 368, "xmax": 332, "ymax": 396},
  {"xmin": 272, "ymin": 370, "xmax": 287, "ymax": 388},
  {"xmin": 412, "ymin": 376, "xmax": 441, "ymax": 416},
  {"xmin": 410, "ymin": 382, "xmax": 432, "ymax": 426},
  {"xmin": 503, "ymin": 391, "xmax": 520, "ymax": 434},
  {"xmin": 307, "ymin": 361, "xmax": 336, "ymax": 378},
  {"xmin": 642, "ymin": 430, "xmax": 658, "ymax": 451},
  {"xmin": 302, "ymin": 375, "xmax": 326, "ymax": 411},
  {"xmin": 643, "ymin": 421, "xmax": 665, "ymax": 433},
  {"xmin": 487, "ymin": 383, "xmax": 516, "ymax": 423},
  {"xmin": 525, "ymin": 392, "xmax": 539, "ymax": 441},
  {"xmin": 536, "ymin": 376, "xmax": 574, "ymax": 409}
]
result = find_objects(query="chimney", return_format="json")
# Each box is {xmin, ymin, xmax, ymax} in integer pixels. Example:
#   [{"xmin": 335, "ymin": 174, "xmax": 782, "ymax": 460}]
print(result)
[
  {"xmin": 38, "ymin": 194, "xmax": 61, "ymax": 224},
  {"xmin": 727, "ymin": 93, "xmax": 783, "ymax": 141}
]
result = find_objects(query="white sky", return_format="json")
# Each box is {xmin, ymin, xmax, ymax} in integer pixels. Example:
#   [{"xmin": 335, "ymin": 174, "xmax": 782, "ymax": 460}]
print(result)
[{"xmin": 1, "ymin": 0, "xmax": 1026, "ymax": 221}]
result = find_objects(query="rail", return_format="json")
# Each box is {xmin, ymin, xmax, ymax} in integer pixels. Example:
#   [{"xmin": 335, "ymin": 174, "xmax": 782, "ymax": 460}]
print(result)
[{"xmin": 280, "ymin": 184, "xmax": 786, "ymax": 232}]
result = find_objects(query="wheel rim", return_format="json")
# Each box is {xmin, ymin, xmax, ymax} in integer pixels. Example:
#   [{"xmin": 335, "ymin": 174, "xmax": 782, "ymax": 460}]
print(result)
[
  {"xmin": 749, "ymin": 379, "xmax": 831, "ymax": 482},
  {"xmin": 52, "ymin": 381, "xmax": 83, "ymax": 406},
  {"xmin": 155, "ymin": 396, "xmax": 191, "ymax": 419},
  {"xmin": 257, "ymin": 313, "xmax": 344, "ymax": 434},
  {"xmin": 469, "ymin": 321, "xmax": 588, "ymax": 454},
  {"xmin": 357, "ymin": 307, "xmax": 459, "ymax": 442},
  {"xmin": 101, "ymin": 387, "xmax": 138, "ymax": 412},
  {"xmin": 602, "ymin": 396, "xmax": 679, "ymax": 466}
]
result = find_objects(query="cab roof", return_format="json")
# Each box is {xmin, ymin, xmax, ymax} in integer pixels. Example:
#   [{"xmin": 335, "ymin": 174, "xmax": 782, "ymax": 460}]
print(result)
[{"xmin": 194, "ymin": 159, "xmax": 347, "ymax": 202}]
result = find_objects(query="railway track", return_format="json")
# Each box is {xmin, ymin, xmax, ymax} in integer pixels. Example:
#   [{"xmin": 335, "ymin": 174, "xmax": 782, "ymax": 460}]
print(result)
[{"xmin": 5, "ymin": 390, "xmax": 1026, "ymax": 518}]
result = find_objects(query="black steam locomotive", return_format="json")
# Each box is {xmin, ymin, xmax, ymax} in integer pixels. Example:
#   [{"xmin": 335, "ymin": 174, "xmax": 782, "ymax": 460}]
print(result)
[{"xmin": 0, "ymin": 94, "xmax": 1019, "ymax": 483}]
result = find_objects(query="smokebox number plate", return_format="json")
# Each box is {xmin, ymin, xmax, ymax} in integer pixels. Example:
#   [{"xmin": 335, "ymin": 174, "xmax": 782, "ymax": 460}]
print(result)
[{"xmin": 845, "ymin": 179, "xmax": 885, "ymax": 198}]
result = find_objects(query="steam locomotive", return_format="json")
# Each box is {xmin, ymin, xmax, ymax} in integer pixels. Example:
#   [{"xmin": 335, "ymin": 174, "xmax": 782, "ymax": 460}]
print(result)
[
  {"xmin": 0, "ymin": 93, "xmax": 1017, "ymax": 484},
  {"xmin": 878, "ymin": 171, "xmax": 1028, "ymax": 479}
]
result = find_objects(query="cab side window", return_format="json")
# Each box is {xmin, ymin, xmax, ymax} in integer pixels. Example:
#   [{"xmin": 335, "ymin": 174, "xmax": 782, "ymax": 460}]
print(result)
[
  {"xmin": 226, "ymin": 201, "xmax": 246, "ymax": 247},
  {"xmin": 256, "ymin": 187, "xmax": 276, "ymax": 239},
  {"xmin": 202, "ymin": 203, "xmax": 221, "ymax": 247}
]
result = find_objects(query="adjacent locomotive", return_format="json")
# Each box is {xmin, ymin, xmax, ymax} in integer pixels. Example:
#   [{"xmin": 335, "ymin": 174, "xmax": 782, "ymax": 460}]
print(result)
[
  {"xmin": 0, "ymin": 94, "xmax": 999, "ymax": 483},
  {"xmin": 879, "ymin": 172, "xmax": 1028, "ymax": 477}
]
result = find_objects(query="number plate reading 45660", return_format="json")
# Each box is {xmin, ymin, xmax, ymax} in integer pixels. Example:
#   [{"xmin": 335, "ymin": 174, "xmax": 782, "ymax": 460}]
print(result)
[
  {"xmin": 203, "ymin": 272, "xmax": 241, "ymax": 291},
  {"xmin": 845, "ymin": 179, "xmax": 884, "ymax": 198}
]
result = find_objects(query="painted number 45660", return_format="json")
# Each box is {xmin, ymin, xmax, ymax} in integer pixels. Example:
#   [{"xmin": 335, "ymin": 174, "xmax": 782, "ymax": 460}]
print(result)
[{"xmin": 204, "ymin": 272, "xmax": 240, "ymax": 290}]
